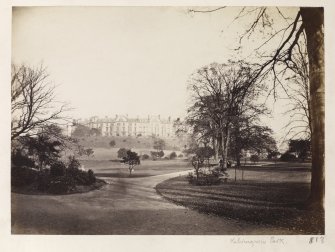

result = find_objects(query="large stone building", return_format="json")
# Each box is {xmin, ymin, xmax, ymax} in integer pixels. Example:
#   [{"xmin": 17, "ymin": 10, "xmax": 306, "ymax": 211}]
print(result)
[{"xmin": 71, "ymin": 115, "xmax": 176, "ymax": 138}]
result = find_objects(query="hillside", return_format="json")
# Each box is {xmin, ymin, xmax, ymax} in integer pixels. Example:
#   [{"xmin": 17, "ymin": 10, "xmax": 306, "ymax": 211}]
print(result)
[{"xmin": 77, "ymin": 135, "xmax": 184, "ymax": 151}]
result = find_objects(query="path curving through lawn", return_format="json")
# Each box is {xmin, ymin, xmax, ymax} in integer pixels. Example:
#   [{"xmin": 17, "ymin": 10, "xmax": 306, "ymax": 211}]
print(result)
[{"xmin": 12, "ymin": 170, "xmax": 296, "ymax": 235}]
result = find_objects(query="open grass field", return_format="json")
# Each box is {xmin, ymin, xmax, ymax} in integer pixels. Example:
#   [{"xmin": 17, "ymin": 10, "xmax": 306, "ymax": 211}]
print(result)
[
  {"xmin": 81, "ymin": 147, "xmax": 183, "ymax": 161},
  {"xmin": 156, "ymin": 162, "xmax": 324, "ymax": 234},
  {"xmin": 78, "ymin": 135, "xmax": 183, "ymax": 151},
  {"xmin": 81, "ymin": 158, "xmax": 192, "ymax": 178},
  {"xmin": 78, "ymin": 147, "xmax": 189, "ymax": 178}
]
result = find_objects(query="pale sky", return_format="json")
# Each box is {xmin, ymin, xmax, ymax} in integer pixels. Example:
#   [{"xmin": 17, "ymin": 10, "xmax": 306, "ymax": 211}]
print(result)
[{"xmin": 12, "ymin": 6, "xmax": 299, "ymax": 146}]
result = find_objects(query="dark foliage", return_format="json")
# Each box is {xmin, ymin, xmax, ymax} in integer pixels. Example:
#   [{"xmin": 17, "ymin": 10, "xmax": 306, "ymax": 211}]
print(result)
[
  {"xmin": 267, "ymin": 150, "xmax": 281, "ymax": 160},
  {"xmin": 187, "ymin": 167, "xmax": 227, "ymax": 186},
  {"xmin": 12, "ymin": 154, "xmax": 98, "ymax": 194},
  {"xmin": 11, "ymin": 166, "xmax": 38, "ymax": 187},
  {"xmin": 109, "ymin": 140, "xmax": 116, "ymax": 147},
  {"xmin": 280, "ymin": 152, "xmax": 298, "ymax": 162},
  {"xmin": 169, "ymin": 152, "xmax": 177, "ymax": 159},
  {"xmin": 121, "ymin": 150, "xmax": 141, "ymax": 175},
  {"xmin": 24, "ymin": 134, "xmax": 63, "ymax": 170},
  {"xmin": 67, "ymin": 156, "xmax": 81, "ymax": 170},
  {"xmin": 117, "ymin": 148, "xmax": 129, "ymax": 159},
  {"xmin": 11, "ymin": 150, "xmax": 35, "ymax": 168},
  {"xmin": 141, "ymin": 154, "xmax": 150, "ymax": 160},
  {"xmin": 250, "ymin": 154, "xmax": 260, "ymax": 163},
  {"xmin": 153, "ymin": 138, "xmax": 166, "ymax": 151},
  {"xmin": 36, "ymin": 170, "xmax": 51, "ymax": 192},
  {"xmin": 47, "ymin": 176, "xmax": 76, "ymax": 194},
  {"xmin": 50, "ymin": 161, "xmax": 66, "ymax": 177},
  {"xmin": 88, "ymin": 169, "xmax": 96, "ymax": 183},
  {"xmin": 288, "ymin": 139, "xmax": 311, "ymax": 161},
  {"xmin": 150, "ymin": 150, "xmax": 164, "ymax": 160}
]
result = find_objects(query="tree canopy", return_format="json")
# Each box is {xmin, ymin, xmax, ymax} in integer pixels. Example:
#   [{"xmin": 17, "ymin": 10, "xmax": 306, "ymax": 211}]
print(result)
[{"xmin": 121, "ymin": 150, "xmax": 140, "ymax": 175}]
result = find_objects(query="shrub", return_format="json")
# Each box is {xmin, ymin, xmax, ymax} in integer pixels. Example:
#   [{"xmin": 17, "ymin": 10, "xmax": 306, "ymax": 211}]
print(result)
[
  {"xmin": 117, "ymin": 148, "xmax": 129, "ymax": 159},
  {"xmin": 67, "ymin": 168, "xmax": 96, "ymax": 186},
  {"xmin": 67, "ymin": 156, "xmax": 81, "ymax": 170},
  {"xmin": 84, "ymin": 148, "xmax": 94, "ymax": 157},
  {"xmin": 187, "ymin": 168, "xmax": 225, "ymax": 186},
  {"xmin": 141, "ymin": 154, "xmax": 150, "ymax": 160},
  {"xmin": 250, "ymin": 155, "xmax": 260, "ymax": 163},
  {"xmin": 109, "ymin": 140, "xmax": 116, "ymax": 147},
  {"xmin": 50, "ymin": 161, "xmax": 66, "ymax": 177},
  {"xmin": 151, "ymin": 150, "xmax": 164, "ymax": 159},
  {"xmin": 65, "ymin": 156, "xmax": 81, "ymax": 178},
  {"xmin": 187, "ymin": 172, "xmax": 195, "ymax": 184},
  {"xmin": 37, "ymin": 170, "xmax": 51, "ymax": 192},
  {"xmin": 47, "ymin": 176, "xmax": 76, "ymax": 194},
  {"xmin": 164, "ymin": 156, "xmax": 170, "ymax": 160},
  {"xmin": 11, "ymin": 151, "xmax": 35, "ymax": 168},
  {"xmin": 178, "ymin": 154, "xmax": 184, "ymax": 158},
  {"xmin": 75, "ymin": 171, "xmax": 90, "ymax": 185},
  {"xmin": 88, "ymin": 169, "xmax": 96, "ymax": 184},
  {"xmin": 169, "ymin": 152, "xmax": 177, "ymax": 159},
  {"xmin": 11, "ymin": 166, "xmax": 38, "ymax": 187},
  {"xmin": 280, "ymin": 152, "xmax": 297, "ymax": 162}
]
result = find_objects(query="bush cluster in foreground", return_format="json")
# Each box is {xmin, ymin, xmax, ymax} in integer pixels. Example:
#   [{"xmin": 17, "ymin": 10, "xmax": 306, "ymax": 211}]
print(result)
[
  {"xmin": 12, "ymin": 156, "xmax": 98, "ymax": 195},
  {"xmin": 187, "ymin": 167, "xmax": 228, "ymax": 186}
]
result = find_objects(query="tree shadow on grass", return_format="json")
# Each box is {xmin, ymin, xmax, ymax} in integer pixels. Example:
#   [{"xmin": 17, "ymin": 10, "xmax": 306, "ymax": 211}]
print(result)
[{"xmin": 156, "ymin": 176, "xmax": 324, "ymax": 234}]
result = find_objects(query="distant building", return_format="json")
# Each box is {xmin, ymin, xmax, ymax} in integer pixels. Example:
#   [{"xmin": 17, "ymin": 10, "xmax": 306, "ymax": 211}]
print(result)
[{"xmin": 68, "ymin": 115, "xmax": 176, "ymax": 138}]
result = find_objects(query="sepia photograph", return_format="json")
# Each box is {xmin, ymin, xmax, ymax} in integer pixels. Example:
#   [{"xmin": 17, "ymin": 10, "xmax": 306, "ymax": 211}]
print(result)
[
  {"xmin": 0, "ymin": 1, "xmax": 333, "ymax": 250},
  {"xmin": 9, "ymin": 5, "xmax": 326, "ymax": 236}
]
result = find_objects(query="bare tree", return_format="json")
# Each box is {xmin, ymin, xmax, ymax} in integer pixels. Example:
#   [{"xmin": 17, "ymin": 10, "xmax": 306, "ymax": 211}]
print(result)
[
  {"xmin": 11, "ymin": 64, "xmax": 69, "ymax": 140},
  {"xmin": 282, "ymin": 39, "xmax": 311, "ymax": 141}
]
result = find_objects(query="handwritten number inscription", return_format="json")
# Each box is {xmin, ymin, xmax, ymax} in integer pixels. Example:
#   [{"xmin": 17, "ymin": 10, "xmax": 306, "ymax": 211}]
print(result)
[{"xmin": 309, "ymin": 236, "xmax": 325, "ymax": 244}]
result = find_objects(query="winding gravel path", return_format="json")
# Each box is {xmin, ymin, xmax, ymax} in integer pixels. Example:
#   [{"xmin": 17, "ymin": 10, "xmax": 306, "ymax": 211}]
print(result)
[{"xmin": 12, "ymin": 170, "xmax": 293, "ymax": 234}]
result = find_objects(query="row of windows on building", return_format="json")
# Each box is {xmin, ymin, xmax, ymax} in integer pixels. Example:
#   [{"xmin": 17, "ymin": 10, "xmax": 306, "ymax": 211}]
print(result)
[{"xmin": 88, "ymin": 121, "xmax": 175, "ymax": 138}]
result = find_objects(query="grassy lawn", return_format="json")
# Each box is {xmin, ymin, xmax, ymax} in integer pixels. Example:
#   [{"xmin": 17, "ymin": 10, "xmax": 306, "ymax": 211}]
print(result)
[
  {"xmin": 81, "ymin": 159, "xmax": 192, "ymax": 178},
  {"xmin": 79, "ymin": 147, "xmax": 183, "ymax": 161},
  {"xmin": 78, "ymin": 135, "xmax": 182, "ymax": 151},
  {"xmin": 156, "ymin": 162, "xmax": 324, "ymax": 234}
]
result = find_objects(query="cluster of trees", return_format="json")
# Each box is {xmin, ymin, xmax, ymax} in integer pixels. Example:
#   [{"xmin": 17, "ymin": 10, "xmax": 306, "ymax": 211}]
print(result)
[
  {"xmin": 11, "ymin": 64, "xmax": 97, "ymax": 193},
  {"xmin": 71, "ymin": 124, "xmax": 101, "ymax": 138},
  {"xmin": 181, "ymin": 61, "xmax": 277, "ymax": 171},
  {"xmin": 150, "ymin": 150, "xmax": 164, "ymax": 160},
  {"xmin": 280, "ymin": 139, "xmax": 311, "ymax": 162},
  {"xmin": 11, "ymin": 64, "xmax": 94, "ymax": 166}
]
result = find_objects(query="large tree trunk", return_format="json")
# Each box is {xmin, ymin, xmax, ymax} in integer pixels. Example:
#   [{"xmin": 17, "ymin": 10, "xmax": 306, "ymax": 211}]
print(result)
[
  {"xmin": 217, "ymin": 132, "xmax": 223, "ymax": 158},
  {"xmin": 236, "ymin": 153, "xmax": 241, "ymax": 168},
  {"xmin": 212, "ymin": 135, "xmax": 218, "ymax": 160},
  {"xmin": 300, "ymin": 7, "xmax": 325, "ymax": 209},
  {"xmin": 221, "ymin": 127, "xmax": 230, "ymax": 170}
]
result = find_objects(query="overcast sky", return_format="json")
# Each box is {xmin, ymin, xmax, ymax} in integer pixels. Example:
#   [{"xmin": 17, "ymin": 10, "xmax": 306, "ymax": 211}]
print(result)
[{"xmin": 12, "ymin": 6, "xmax": 299, "ymax": 146}]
